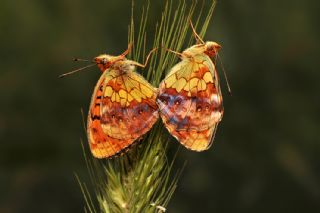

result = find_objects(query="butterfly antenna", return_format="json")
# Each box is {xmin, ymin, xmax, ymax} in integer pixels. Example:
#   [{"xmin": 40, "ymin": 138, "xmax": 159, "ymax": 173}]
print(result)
[
  {"xmin": 217, "ymin": 53, "xmax": 232, "ymax": 95},
  {"xmin": 59, "ymin": 63, "xmax": 96, "ymax": 78},
  {"xmin": 130, "ymin": 47, "xmax": 158, "ymax": 68},
  {"xmin": 189, "ymin": 19, "xmax": 205, "ymax": 44},
  {"xmin": 73, "ymin": 58, "xmax": 92, "ymax": 62}
]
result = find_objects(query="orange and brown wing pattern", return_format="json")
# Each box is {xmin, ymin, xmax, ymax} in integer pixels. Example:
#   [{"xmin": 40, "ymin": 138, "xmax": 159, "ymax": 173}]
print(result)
[
  {"xmin": 87, "ymin": 69, "xmax": 158, "ymax": 158},
  {"xmin": 157, "ymin": 54, "xmax": 223, "ymax": 151}
]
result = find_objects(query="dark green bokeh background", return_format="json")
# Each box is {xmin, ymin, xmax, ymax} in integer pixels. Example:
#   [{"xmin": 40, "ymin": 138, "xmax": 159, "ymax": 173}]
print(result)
[{"xmin": 1, "ymin": 0, "xmax": 319, "ymax": 212}]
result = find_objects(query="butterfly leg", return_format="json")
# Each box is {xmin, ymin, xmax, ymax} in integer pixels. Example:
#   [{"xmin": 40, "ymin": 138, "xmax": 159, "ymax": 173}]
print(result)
[
  {"xmin": 120, "ymin": 43, "xmax": 133, "ymax": 57},
  {"xmin": 129, "ymin": 47, "xmax": 158, "ymax": 68},
  {"xmin": 164, "ymin": 48, "xmax": 184, "ymax": 58}
]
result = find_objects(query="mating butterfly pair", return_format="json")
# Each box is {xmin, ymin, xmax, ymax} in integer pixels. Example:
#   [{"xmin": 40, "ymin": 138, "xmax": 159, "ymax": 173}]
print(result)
[{"xmin": 85, "ymin": 31, "xmax": 224, "ymax": 159}]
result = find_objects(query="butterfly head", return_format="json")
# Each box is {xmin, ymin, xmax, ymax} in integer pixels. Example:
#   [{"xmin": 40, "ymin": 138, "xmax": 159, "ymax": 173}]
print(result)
[
  {"xmin": 204, "ymin": 42, "xmax": 221, "ymax": 57},
  {"xmin": 95, "ymin": 54, "xmax": 124, "ymax": 71}
]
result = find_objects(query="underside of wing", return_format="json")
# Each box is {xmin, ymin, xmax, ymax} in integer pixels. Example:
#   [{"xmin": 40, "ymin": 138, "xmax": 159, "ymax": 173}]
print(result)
[
  {"xmin": 87, "ymin": 69, "xmax": 158, "ymax": 158},
  {"xmin": 157, "ymin": 55, "xmax": 223, "ymax": 151},
  {"xmin": 170, "ymin": 123, "xmax": 219, "ymax": 151}
]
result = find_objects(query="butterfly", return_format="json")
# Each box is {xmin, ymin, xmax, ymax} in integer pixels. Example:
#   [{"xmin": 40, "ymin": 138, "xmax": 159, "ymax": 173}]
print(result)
[
  {"xmin": 157, "ymin": 22, "xmax": 226, "ymax": 151},
  {"xmin": 85, "ymin": 45, "xmax": 159, "ymax": 158}
]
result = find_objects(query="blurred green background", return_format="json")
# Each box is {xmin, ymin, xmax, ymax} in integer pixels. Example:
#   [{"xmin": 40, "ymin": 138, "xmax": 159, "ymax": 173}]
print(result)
[{"xmin": 1, "ymin": 0, "xmax": 319, "ymax": 212}]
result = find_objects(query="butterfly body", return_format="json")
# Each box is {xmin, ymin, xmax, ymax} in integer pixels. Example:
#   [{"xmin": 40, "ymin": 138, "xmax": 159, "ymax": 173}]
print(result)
[
  {"xmin": 157, "ymin": 42, "xmax": 223, "ymax": 151},
  {"xmin": 87, "ymin": 54, "xmax": 158, "ymax": 158}
]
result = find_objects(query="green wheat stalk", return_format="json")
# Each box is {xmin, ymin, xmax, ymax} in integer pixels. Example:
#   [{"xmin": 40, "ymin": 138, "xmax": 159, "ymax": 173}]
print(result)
[{"xmin": 76, "ymin": 0, "xmax": 216, "ymax": 212}]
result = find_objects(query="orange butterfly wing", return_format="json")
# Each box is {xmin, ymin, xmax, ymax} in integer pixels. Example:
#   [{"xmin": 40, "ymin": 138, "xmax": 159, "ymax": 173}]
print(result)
[
  {"xmin": 157, "ymin": 54, "xmax": 223, "ymax": 151},
  {"xmin": 87, "ymin": 68, "xmax": 158, "ymax": 158}
]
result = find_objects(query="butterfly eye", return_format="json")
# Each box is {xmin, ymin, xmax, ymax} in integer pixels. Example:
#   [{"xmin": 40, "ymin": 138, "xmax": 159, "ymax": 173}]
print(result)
[{"xmin": 102, "ymin": 58, "xmax": 108, "ymax": 64}]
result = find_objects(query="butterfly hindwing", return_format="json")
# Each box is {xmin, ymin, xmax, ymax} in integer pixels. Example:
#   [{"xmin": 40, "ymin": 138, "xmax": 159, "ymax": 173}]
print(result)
[
  {"xmin": 88, "ymin": 69, "xmax": 158, "ymax": 158},
  {"xmin": 157, "ymin": 54, "xmax": 223, "ymax": 151}
]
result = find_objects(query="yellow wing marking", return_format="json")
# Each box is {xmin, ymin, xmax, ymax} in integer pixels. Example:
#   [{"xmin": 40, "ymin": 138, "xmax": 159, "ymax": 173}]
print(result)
[
  {"xmin": 115, "ymin": 93, "xmax": 120, "ymax": 102},
  {"xmin": 130, "ymin": 88, "xmax": 144, "ymax": 102},
  {"xmin": 111, "ymin": 92, "xmax": 116, "ymax": 102},
  {"xmin": 127, "ymin": 73, "xmax": 154, "ymax": 98},
  {"xmin": 172, "ymin": 78, "xmax": 187, "ymax": 92},
  {"xmin": 102, "ymin": 70, "xmax": 156, "ymax": 106},
  {"xmin": 163, "ymin": 54, "xmax": 216, "ymax": 96},
  {"xmin": 118, "ymin": 89, "xmax": 127, "ymax": 99},
  {"xmin": 165, "ymin": 73, "xmax": 177, "ymax": 88},
  {"xmin": 140, "ymin": 83, "xmax": 154, "ymax": 98},
  {"xmin": 197, "ymin": 79, "xmax": 207, "ymax": 90},
  {"xmin": 104, "ymin": 86, "xmax": 113, "ymax": 97},
  {"xmin": 203, "ymin": 71, "xmax": 213, "ymax": 83}
]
